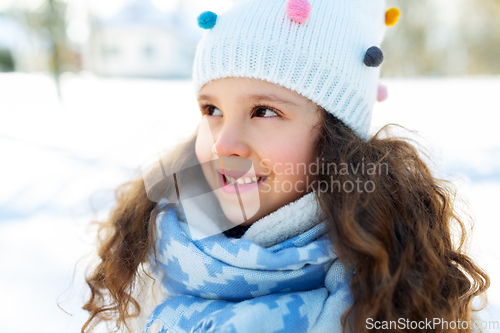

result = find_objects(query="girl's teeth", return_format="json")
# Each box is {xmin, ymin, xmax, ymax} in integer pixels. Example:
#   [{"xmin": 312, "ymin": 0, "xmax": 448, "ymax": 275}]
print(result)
[
  {"xmin": 224, "ymin": 175, "xmax": 265, "ymax": 185},
  {"xmin": 225, "ymin": 175, "xmax": 236, "ymax": 184}
]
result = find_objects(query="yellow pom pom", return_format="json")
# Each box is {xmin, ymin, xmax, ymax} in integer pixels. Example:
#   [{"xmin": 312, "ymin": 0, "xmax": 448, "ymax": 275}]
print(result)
[{"xmin": 385, "ymin": 7, "xmax": 400, "ymax": 26}]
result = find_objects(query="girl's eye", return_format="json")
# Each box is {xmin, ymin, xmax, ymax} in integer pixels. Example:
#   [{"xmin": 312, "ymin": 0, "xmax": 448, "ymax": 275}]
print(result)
[
  {"xmin": 205, "ymin": 106, "xmax": 222, "ymax": 116},
  {"xmin": 253, "ymin": 107, "xmax": 279, "ymax": 118}
]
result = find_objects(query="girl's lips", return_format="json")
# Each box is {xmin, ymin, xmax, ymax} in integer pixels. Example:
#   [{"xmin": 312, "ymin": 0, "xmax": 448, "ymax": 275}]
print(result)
[
  {"xmin": 217, "ymin": 172, "xmax": 267, "ymax": 194},
  {"xmin": 215, "ymin": 168, "xmax": 264, "ymax": 179}
]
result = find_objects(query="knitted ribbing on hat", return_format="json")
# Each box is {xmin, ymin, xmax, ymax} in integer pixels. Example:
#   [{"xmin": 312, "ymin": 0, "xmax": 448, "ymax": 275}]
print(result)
[{"xmin": 192, "ymin": 0, "xmax": 386, "ymax": 138}]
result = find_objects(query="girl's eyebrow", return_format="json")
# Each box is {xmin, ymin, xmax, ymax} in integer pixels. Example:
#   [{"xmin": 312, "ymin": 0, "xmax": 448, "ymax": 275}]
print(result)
[{"xmin": 197, "ymin": 93, "xmax": 300, "ymax": 107}]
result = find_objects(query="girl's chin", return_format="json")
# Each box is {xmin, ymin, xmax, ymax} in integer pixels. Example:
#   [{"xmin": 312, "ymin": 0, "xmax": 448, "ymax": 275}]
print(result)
[
  {"xmin": 211, "ymin": 176, "xmax": 263, "ymax": 223},
  {"xmin": 220, "ymin": 204, "xmax": 252, "ymax": 225},
  {"xmin": 221, "ymin": 207, "xmax": 271, "ymax": 226},
  {"xmin": 216, "ymin": 192, "xmax": 263, "ymax": 225}
]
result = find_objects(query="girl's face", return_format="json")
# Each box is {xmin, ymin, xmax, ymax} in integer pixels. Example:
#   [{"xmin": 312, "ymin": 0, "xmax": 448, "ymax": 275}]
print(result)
[{"xmin": 195, "ymin": 77, "xmax": 321, "ymax": 225}]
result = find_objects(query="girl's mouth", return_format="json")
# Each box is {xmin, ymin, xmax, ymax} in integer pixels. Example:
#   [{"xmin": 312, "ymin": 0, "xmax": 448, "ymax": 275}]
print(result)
[
  {"xmin": 223, "ymin": 174, "xmax": 266, "ymax": 185},
  {"xmin": 218, "ymin": 172, "xmax": 267, "ymax": 194}
]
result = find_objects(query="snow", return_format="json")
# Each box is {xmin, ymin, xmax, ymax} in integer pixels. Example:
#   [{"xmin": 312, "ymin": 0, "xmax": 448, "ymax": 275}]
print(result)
[{"xmin": 0, "ymin": 72, "xmax": 499, "ymax": 332}]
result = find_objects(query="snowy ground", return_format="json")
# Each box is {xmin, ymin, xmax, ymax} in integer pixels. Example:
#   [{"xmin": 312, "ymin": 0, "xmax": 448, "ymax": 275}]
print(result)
[{"xmin": 1, "ymin": 73, "xmax": 499, "ymax": 332}]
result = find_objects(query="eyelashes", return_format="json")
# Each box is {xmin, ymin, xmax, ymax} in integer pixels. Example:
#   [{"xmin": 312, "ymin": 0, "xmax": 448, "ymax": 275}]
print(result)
[
  {"xmin": 251, "ymin": 103, "xmax": 281, "ymax": 117},
  {"xmin": 200, "ymin": 103, "xmax": 281, "ymax": 118},
  {"xmin": 200, "ymin": 104, "xmax": 221, "ymax": 116}
]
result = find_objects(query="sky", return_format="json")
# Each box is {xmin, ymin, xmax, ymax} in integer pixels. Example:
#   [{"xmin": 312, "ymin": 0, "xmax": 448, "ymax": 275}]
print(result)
[
  {"xmin": 0, "ymin": 0, "xmax": 233, "ymax": 15},
  {"xmin": 0, "ymin": 0, "xmax": 233, "ymax": 44}
]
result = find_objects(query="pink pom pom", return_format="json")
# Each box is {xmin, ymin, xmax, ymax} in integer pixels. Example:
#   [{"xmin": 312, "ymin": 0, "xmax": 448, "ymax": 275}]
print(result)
[
  {"xmin": 286, "ymin": 0, "xmax": 311, "ymax": 23},
  {"xmin": 377, "ymin": 84, "xmax": 388, "ymax": 102}
]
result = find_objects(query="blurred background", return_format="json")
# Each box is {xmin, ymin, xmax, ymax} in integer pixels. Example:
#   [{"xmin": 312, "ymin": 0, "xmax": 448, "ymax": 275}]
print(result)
[{"xmin": 0, "ymin": 0, "xmax": 499, "ymax": 332}]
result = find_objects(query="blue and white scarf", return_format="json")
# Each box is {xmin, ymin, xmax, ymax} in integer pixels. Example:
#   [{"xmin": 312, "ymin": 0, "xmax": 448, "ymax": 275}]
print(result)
[{"xmin": 143, "ymin": 195, "xmax": 353, "ymax": 333}]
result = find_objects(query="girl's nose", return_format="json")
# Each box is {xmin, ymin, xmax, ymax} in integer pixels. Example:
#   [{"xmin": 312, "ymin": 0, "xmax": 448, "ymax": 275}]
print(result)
[{"xmin": 212, "ymin": 125, "xmax": 251, "ymax": 157}]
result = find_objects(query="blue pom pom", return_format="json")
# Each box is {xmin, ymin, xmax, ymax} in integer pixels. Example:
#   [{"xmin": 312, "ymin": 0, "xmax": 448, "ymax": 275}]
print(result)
[
  {"xmin": 364, "ymin": 46, "xmax": 384, "ymax": 67},
  {"xmin": 197, "ymin": 11, "xmax": 217, "ymax": 29}
]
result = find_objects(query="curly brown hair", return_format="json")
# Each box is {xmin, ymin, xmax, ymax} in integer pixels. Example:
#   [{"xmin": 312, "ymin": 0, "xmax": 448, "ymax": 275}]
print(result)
[
  {"xmin": 82, "ymin": 109, "xmax": 489, "ymax": 333},
  {"xmin": 315, "ymin": 111, "xmax": 489, "ymax": 332}
]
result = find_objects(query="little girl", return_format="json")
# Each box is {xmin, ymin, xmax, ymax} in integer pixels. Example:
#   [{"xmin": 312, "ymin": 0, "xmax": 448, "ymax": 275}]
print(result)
[{"xmin": 82, "ymin": 0, "xmax": 489, "ymax": 332}]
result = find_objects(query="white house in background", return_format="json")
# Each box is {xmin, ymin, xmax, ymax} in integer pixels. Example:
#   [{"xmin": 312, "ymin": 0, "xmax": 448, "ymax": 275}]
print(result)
[
  {"xmin": 0, "ymin": 14, "xmax": 51, "ymax": 72},
  {"xmin": 85, "ymin": 0, "xmax": 200, "ymax": 78}
]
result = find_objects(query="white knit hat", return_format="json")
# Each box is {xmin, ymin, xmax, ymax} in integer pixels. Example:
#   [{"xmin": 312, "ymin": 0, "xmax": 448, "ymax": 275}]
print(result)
[{"xmin": 192, "ymin": 0, "xmax": 388, "ymax": 138}]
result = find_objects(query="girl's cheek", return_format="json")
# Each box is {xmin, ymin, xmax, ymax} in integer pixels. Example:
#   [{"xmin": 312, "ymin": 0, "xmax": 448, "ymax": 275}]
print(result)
[
  {"xmin": 269, "ymin": 147, "xmax": 316, "ymax": 180},
  {"xmin": 195, "ymin": 119, "xmax": 214, "ymax": 164},
  {"xmin": 195, "ymin": 132, "xmax": 216, "ymax": 191},
  {"xmin": 195, "ymin": 136, "xmax": 207, "ymax": 163}
]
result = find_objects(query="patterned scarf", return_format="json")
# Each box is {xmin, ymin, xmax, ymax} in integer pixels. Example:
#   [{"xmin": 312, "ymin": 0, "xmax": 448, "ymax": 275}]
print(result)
[{"xmin": 143, "ymin": 204, "xmax": 353, "ymax": 333}]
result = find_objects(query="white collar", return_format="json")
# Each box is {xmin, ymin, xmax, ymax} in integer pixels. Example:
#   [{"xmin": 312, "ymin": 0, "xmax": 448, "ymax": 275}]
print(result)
[
  {"xmin": 241, "ymin": 192, "xmax": 325, "ymax": 248},
  {"xmin": 173, "ymin": 192, "xmax": 324, "ymax": 248}
]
